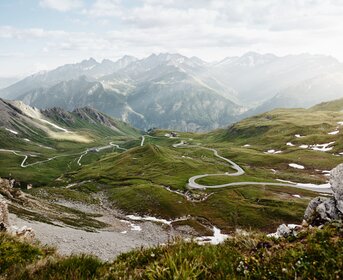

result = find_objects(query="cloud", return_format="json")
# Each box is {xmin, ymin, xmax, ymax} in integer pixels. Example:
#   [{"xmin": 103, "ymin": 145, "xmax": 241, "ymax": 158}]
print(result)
[
  {"xmin": 82, "ymin": 0, "xmax": 122, "ymax": 17},
  {"xmin": 0, "ymin": 26, "xmax": 67, "ymax": 39},
  {"xmin": 2, "ymin": 0, "xmax": 343, "ymax": 76},
  {"xmin": 40, "ymin": 0, "xmax": 83, "ymax": 12}
]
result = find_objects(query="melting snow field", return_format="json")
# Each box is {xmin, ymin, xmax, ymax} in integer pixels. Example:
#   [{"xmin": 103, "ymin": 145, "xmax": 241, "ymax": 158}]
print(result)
[
  {"xmin": 289, "ymin": 163, "xmax": 305, "ymax": 169},
  {"xmin": 310, "ymin": 142, "xmax": 335, "ymax": 152},
  {"xmin": 120, "ymin": 219, "xmax": 142, "ymax": 232},
  {"xmin": 276, "ymin": 179, "xmax": 330, "ymax": 189},
  {"xmin": 299, "ymin": 142, "xmax": 334, "ymax": 152},
  {"xmin": 296, "ymin": 182, "xmax": 330, "ymax": 189},
  {"xmin": 195, "ymin": 227, "xmax": 229, "ymax": 245},
  {"xmin": 126, "ymin": 215, "xmax": 173, "ymax": 225}
]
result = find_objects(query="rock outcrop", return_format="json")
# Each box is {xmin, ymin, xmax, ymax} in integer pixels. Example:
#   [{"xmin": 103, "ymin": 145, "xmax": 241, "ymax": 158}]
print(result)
[
  {"xmin": 0, "ymin": 178, "xmax": 35, "ymax": 239},
  {"xmin": 0, "ymin": 199, "xmax": 9, "ymax": 230},
  {"xmin": 304, "ymin": 164, "xmax": 343, "ymax": 225},
  {"xmin": 269, "ymin": 163, "xmax": 343, "ymax": 238}
]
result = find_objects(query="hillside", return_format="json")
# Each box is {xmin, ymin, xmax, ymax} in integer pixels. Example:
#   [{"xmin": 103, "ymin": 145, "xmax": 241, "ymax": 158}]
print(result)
[
  {"xmin": 1, "ymin": 223, "xmax": 342, "ymax": 279},
  {"xmin": 0, "ymin": 98, "xmax": 140, "ymax": 184},
  {"xmin": 0, "ymin": 98, "xmax": 342, "ymax": 265},
  {"xmin": 311, "ymin": 97, "xmax": 343, "ymax": 112}
]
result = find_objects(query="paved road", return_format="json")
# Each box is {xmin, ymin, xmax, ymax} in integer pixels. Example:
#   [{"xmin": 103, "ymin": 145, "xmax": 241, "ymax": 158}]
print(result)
[
  {"xmin": 0, "ymin": 142, "xmax": 127, "ymax": 168},
  {"xmin": 172, "ymin": 142, "xmax": 332, "ymax": 194}
]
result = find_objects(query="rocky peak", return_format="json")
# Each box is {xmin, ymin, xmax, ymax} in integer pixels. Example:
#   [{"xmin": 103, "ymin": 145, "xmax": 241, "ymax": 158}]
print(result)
[
  {"xmin": 72, "ymin": 107, "xmax": 118, "ymax": 130},
  {"xmin": 42, "ymin": 107, "xmax": 74, "ymax": 123}
]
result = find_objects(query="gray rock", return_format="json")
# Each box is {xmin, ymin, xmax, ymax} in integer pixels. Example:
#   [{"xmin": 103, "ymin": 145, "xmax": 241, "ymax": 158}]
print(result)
[
  {"xmin": 304, "ymin": 197, "xmax": 341, "ymax": 225},
  {"xmin": 0, "ymin": 199, "xmax": 9, "ymax": 230},
  {"xmin": 304, "ymin": 164, "xmax": 343, "ymax": 225},
  {"xmin": 276, "ymin": 224, "xmax": 292, "ymax": 238},
  {"xmin": 330, "ymin": 163, "xmax": 343, "ymax": 214}
]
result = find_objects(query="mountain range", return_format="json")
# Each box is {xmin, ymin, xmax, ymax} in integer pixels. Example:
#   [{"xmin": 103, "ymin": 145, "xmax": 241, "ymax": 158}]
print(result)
[{"xmin": 1, "ymin": 52, "xmax": 343, "ymax": 131}]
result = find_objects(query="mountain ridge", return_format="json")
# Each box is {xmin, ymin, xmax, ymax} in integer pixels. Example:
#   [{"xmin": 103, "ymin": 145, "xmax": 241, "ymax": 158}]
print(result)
[{"xmin": 2, "ymin": 52, "xmax": 343, "ymax": 131}]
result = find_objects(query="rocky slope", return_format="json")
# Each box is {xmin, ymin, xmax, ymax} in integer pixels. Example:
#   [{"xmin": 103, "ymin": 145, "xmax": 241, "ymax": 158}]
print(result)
[{"xmin": 0, "ymin": 98, "xmax": 139, "ymax": 142}]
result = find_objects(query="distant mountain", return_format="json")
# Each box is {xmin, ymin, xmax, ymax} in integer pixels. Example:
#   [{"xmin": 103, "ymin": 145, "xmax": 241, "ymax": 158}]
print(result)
[
  {"xmin": 210, "ymin": 52, "xmax": 342, "ymax": 105},
  {"xmin": 0, "ymin": 56, "xmax": 138, "ymax": 99},
  {"xmin": 0, "ymin": 77, "xmax": 21, "ymax": 90},
  {"xmin": 248, "ymin": 71, "xmax": 343, "ymax": 116},
  {"xmin": 2, "ymin": 52, "xmax": 343, "ymax": 131},
  {"xmin": 17, "ymin": 76, "xmax": 146, "ymax": 129}
]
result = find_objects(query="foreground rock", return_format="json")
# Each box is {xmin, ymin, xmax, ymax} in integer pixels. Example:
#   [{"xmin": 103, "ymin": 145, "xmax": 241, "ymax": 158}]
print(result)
[
  {"xmin": 304, "ymin": 164, "xmax": 343, "ymax": 226},
  {"xmin": 269, "ymin": 164, "xmax": 343, "ymax": 238},
  {"xmin": 0, "ymin": 178, "xmax": 35, "ymax": 239}
]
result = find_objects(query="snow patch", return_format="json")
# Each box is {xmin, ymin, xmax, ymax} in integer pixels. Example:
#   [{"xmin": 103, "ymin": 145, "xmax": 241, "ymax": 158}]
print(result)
[
  {"xmin": 310, "ymin": 142, "xmax": 335, "ymax": 152},
  {"xmin": 289, "ymin": 163, "xmax": 305, "ymax": 169},
  {"xmin": 328, "ymin": 130, "xmax": 339, "ymax": 135},
  {"xmin": 195, "ymin": 226, "xmax": 229, "ymax": 245},
  {"xmin": 120, "ymin": 219, "xmax": 142, "ymax": 231},
  {"xmin": 299, "ymin": 145, "xmax": 308, "ymax": 148},
  {"xmin": 40, "ymin": 119, "xmax": 69, "ymax": 132},
  {"xmin": 126, "ymin": 214, "xmax": 173, "ymax": 225},
  {"xmin": 292, "ymin": 194, "xmax": 301, "ymax": 198},
  {"xmin": 265, "ymin": 149, "xmax": 282, "ymax": 154},
  {"xmin": 286, "ymin": 142, "xmax": 295, "ymax": 146},
  {"xmin": 5, "ymin": 128, "xmax": 18, "ymax": 135},
  {"xmin": 296, "ymin": 182, "xmax": 330, "ymax": 189},
  {"xmin": 277, "ymin": 178, "xmax": 330, "ymax": 189},
  {"xmin": 299, "ymin": 142, "xmax": 334, "ymax": 152},
  {"xmin": 295, "ymin": 134, "xmax": 304, "ymax": 138}
]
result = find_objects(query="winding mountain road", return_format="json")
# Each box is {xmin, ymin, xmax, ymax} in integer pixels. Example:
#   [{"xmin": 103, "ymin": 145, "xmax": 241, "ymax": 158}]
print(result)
[
  {"xmin": 0, "ymin": 134, "xmax": 333, "ymax": 194},
  {"xmin": 0, "ymin": 142, "xmax": 127, "ymax": 168},
  {"xmin": 171, "ymin": 142, "xmax": 332, "ymax": 194}
]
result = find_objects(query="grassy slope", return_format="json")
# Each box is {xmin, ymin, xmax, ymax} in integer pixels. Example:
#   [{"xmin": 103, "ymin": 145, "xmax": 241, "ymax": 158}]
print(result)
[
  {"xmin": 1, "ymin": 223, "xmax": 342, "ymax": 279},
  {"xmin": 60, "ymin": 107, "xmax": 343, "ymax": 232},
  {"xmin": 2, "ymin": 106, "xmax": 342, "ymax": 232},
  {"xmin": 311, "ymin": 97, "xmax": 343, "ymax": 111},
  {"xmin": 0, "ymin": 112, "xmax": 140, "ymax": 185}
]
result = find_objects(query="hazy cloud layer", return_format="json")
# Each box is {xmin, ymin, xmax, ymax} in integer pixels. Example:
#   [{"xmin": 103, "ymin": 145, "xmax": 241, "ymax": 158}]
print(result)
[{"xmin": 1, "ymin": 0, "xmax": 343, "ymax": 75}]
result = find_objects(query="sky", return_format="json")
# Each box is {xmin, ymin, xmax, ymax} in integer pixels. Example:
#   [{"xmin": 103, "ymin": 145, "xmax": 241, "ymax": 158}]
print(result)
[{"xmin": 1, "ymin": 0, "xmax": 343, "ymax": 76}]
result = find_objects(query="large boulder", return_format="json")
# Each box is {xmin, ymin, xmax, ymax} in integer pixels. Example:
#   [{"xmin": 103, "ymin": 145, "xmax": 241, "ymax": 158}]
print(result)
[
  {"xmin": 304, "ymin": 197, "xmax": 340, "ymax": 225},
  {"xmin": 304, "ymin": 164, "xmax": 343, "ymax": 225},
  {"xmin": 330, "ymin": 163, "xmax": 343, "ymax": 213}
]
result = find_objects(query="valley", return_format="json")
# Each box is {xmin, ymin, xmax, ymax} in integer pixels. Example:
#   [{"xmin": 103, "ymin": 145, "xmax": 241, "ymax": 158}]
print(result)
[{"xmin": 1, "ymin": 97, "xmax": 342, "ymax": 260}]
